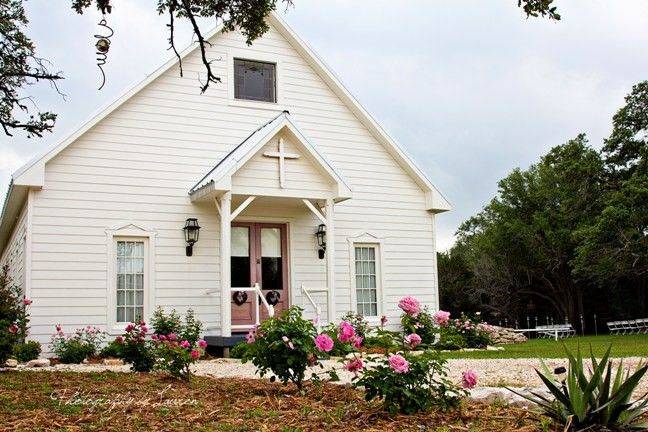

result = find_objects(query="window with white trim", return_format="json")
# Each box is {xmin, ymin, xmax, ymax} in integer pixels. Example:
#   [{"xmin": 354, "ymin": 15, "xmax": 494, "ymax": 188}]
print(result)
[
  {"xmin": 354, "ymin": 246, "xmax": 379, "ymax": 317},
  {"xmin": 115, "ymin": 240, "xmax": 145, "ymax": 323}
]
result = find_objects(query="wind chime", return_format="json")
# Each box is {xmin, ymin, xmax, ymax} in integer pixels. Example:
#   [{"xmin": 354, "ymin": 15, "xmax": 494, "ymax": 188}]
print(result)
[{"xmin": 94, "ymin": 11, "xmax": 114, "ymax": 90}]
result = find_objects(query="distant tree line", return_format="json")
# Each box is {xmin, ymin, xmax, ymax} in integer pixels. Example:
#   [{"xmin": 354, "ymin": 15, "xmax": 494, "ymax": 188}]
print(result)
[{"xmin": 439, "ymin": 81, "xmax": 648, "ymax": 333}]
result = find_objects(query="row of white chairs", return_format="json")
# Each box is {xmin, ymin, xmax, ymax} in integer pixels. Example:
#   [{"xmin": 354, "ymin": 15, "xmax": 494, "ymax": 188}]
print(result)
[
  {"xmin": 607, "ymin": 319, "xmax": 648, "ymax": 335},
  {"xmin": 536, "ymin": 324, "xmax": 576, "ymax": 339}
]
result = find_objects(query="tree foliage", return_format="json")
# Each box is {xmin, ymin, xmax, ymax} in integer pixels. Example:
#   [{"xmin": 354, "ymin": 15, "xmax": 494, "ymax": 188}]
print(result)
[
  {"xmin": 440, "ymin": 82, "xmax": 648, "ymax": 331},
  {"xmin": 1, "ymin": 0, "xmax": 561, "ymax": 138},
  {"xmin": 0, "ymin": 0, "xmax": 62, "ymax": 137}
]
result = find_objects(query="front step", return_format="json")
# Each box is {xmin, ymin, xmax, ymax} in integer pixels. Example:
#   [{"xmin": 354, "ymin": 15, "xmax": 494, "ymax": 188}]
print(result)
[{"xmin": 204, "ymin": 335, "xmax": 246, "ymax": 357}]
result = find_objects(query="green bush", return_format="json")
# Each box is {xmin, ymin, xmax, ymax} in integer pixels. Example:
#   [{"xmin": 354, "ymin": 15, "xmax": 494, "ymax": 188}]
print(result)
[
  {"xmin": 230, "ymin": 342, "xmax": 249, "ymax": 359},
  {"xmin": 340, "ymin": 311, "xmax": 370, "ymax": 338},
  {"xmin": 99, "ymin": 340, "xmax": 122, "ymax": 358},
  {"xmin": 56, "ymin": 339, "xmax": 95, "ymax": 364},
  {"xmin": 353, "ymin": 350, "xmax": 466, "ymax": 414},
  {"xmin": 12, "ymin": 340, "xmax": 41, "ymax": 362},
  {"xmin": 511, "ymin": 345, "xmax": 648, "ymax": 430},
  {"xmin": 150, "ymin": 307, "xmax": 182, "ymax": 336},
  {"xmin": 50, "ymin": 325, "xmax": 105, "ymax": 364},
  {"xmin": 115, "ymin": 322, "xmax": 156, "ymax": 372},
  {"xmin": 400, "ymin": 307, "xmax": 437, "ymax": 346},
  {"xmin": 435, "ymin": 332, "xmax": 466, "ymax": 351},
  {"xmin": 0, "ymin": 266, "xmax": 30, "ymax": 366},
  {"xmin": 321, "ymin": 322, "xmax": 355, "ymax": 357},
  {"xmin": 363, "ymin": 329, "xmax": 400, "ymax": 351},
  {"xmin": 242, "ymin": 306, "xmax": 322, "ymax": 389}
]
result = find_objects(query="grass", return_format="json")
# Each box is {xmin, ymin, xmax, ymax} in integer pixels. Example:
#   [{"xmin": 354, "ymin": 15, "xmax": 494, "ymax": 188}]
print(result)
[
  {"xmin": 440, "ymin": 334, "xmax": 648, "ymax": 359},
  {"xmin": 0, "ymin": 371, "xmax": 560, "ymax": 432}
]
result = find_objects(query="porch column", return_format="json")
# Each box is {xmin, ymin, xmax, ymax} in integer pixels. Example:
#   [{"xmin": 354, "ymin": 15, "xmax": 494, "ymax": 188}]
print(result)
[
  {"xmin": 220, "ymin": 192, "xmax": 232, "ymax": 338},
  {"xmin": 325, "ymin": 198, "xmax": 336, "ymax": 322}
]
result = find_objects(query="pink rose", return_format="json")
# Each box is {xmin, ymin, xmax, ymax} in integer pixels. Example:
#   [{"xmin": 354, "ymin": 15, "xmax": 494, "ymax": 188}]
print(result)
[
  {"xmin": 190, "ymin": 349, "xmax": 200, "ymax": 360},
  {"xmin": 388, "ymin": 354, "xmax": 410, "ymax": 374},
  {"xmin": 180, "ymin": 340, "xmax": 191, "ymax": 349},
  {"xmin": 115, "ymin": 335, "xmax": 124, "ymax": 344},
  {"xmin": 404, "ymin": 333, "xmax": 422, "ymax": 348},
  {"xmin": 380, "ymin": 315, "xmax": 388, "ymax": 326},
  {"xmin": 198, "ymin": 340, "xmax": 207, "ymax": 348},
  {"xmin": 125, "ymin": 323, "xmax": 135, "ymax": 332},
  {"xmin": 314, "ymin": 333, "xmax": 334, "ymax": 352},
  {"xmin": 352, "ymin": 336, "xmax": 363, "ymax": 349},
  {"xmin": 140, "ymin": 325, "xmax": 148, "ymax": 333},
  {"xmin": 55, "ymin": 324, "xmax": 62, "ymax": 332},
  {"xmin": 151, "ymin": 334, "xmax": 159, "ymax": 341},
  {"xmin": 159, "ymin": 334, "xmax": 167, "ymax": 341},
  {"xmin": 8, "ymin": 324, "xmax": 18, "ymax": 334},
  {"xmin": 338, "ymin": 321, "xmax": 356, "ymax": 343},
  {"xmin": 245, "ymin": 330, "xmax": 255, "ymax": 344},
  {"xmin": 167, "ymin": 333, "xmax": 177, "ymax": 341},
  {"xmin": 434, "ymin": 310, "xmax": 451, "ymax": 326},
  {"xmin": 23, "ymin": 298, "xmax": 32, "ymax": 306},
  {"xmin": 344, "ymin": 358, "xmax": 364, "ymax": 373},
  {"xmin": 462, "ymin": 370, "xmax": 478, "ymax": 389},
  {"xmin": 398, "ymin": 296, "xmax": 421, "ymax": 317}
]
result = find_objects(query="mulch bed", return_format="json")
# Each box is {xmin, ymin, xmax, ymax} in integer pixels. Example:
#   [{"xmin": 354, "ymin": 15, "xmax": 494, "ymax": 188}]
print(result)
[{"xmin": 0, "ymin": 371, "xmax": 557, "ymax": 431}]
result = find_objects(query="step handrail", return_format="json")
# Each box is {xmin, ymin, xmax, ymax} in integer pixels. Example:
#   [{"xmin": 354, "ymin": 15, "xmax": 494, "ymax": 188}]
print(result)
[{"xmin": 301, "ymin": 284, "xmax": 326, "ymax": 330}]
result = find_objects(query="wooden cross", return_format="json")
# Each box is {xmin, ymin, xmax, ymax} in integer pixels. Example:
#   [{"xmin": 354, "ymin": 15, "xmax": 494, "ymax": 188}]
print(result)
[{"xmin": 263, "ymin": 138, "xmax": 299, "ymax": 188}]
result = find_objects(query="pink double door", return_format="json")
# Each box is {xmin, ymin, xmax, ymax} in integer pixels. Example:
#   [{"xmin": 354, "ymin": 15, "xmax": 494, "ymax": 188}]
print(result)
[{"xmin": 230, "ymin": 223, "xmax": 289, "ymax": 329}]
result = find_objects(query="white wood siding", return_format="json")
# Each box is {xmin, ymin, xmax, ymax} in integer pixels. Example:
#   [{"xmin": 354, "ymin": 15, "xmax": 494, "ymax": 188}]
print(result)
[
  {"xmin": 0, "ymin": 203, "xmax": 27, "ymax": 294},
  {"xmin": 28, "ymin": 22, "xmax": 438, "ymax": 346}
]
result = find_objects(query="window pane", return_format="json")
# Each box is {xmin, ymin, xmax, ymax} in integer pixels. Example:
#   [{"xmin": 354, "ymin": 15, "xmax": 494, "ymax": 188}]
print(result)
[
  {"xmin": 117, "ymin": 307, "xmax": 125, "ymax": 322},
  {"xmin": 135, "ymin": 307, "xmax": 143, "ymax": 322},
  {"xmin": 354, "ymin": 245, "xmax": 379, "ymax": 317},
  {"xmin": 117, "ymin": 291, "xmax": 125, "ymax": 306},
  {"xmin": 135, "ymin": 274, "xmax": 143, "ymax": 290},
  {"xmin": 231, "ymin": 227, "xmax": 249, "ymax": 257},
  {"xmin": 234, "ymin": 59, "xmax": 276, "ymax": 102},
  {"xmin": 261, "ymin": 228, "xmax": 281, "ymax": 258},
  {"xmin": 125, "ymin": 307, "xmax": 134, "ymax": 323},
  {"xmin": 126, "ymin": 291, "xmax": 134, "ymax": 306},
  {"xmin": 135, "ymin": 290, "xmax": 143, "ymax": 306}
]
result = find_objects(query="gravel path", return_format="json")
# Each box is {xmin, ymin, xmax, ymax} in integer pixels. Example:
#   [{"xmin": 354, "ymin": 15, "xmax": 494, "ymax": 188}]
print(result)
[{"xmin": 18, "ymin": 357, "xmax": 648, "ymax": 396}]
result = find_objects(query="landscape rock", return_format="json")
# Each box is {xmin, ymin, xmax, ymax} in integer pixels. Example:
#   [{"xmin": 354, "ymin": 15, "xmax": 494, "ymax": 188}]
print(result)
[
  {"xmin": 488, "ymin": 326, "xmax": 527, "ymax": 344},
  {"xmin": 468, "ymin": 387, "xmax": 545, "ymax": 408},
  {"xmin": 4, "ymin": 359, "xmax": 18, "ymax": 368},
  {"xmin": 25, "ymin": 358, "xmax": 50, "ymax": 368},
  {"xmin": 103, "ymin": 358, "xmax": 124, "ymax": 366}
]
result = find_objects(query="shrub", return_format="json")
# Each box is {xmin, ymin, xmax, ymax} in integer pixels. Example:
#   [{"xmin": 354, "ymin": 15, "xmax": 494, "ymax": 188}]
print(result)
[
  {"xmin": 50, "ymin": 325, "xmax": 106, "ymax": 364},
  {"xmin": 0, "ymin": 266, "xmax": 30, "ymax": 365},
  {"xmin": 99, "ymin": 340, "xmax": 122, "ymax": 358},
  {"xmin": 353, "ymin": 350, "xmax": 466, "ymax": 414},
  {"xmin": 400, "ymin": 306, "xmax": 437, "ymax": 346},
  {"xmin": 242, "ymin": 306, "xmax": 322, "ymax": 389},
  {"xmin": 511, "ymin": 345, "xmax": 648, "ymax": 431},
  {"xmin": 153, "ymin": 336, "xmax": 207, "ymax": 380},
  {"xmin": 150, "ymin": 307, "xmax": 181, "ymax": 336},
  {"xmin": 115, "ymin": 321, "xmax": 156, "ymax": 372},
  {"xmin": 230, "ymin": 341, "xmax": 249, "ymax": 359},
  {"xmin": 340, "ymin": 311, "xmax": 370, "ymax": 338},
  {"xmin": 434, "ymin": 332, "xmax": 466, "ymax": 351},
  {"xmin": 12, "ymin": 340, "xmax": 41, "ymax": 362},
  {"xmin": 151, "ymin": 307, "xmax": 202, "ymax": 344},
  {"xmin": 363, "ymin": 328, "xmax": 400, "ymax": 351}
]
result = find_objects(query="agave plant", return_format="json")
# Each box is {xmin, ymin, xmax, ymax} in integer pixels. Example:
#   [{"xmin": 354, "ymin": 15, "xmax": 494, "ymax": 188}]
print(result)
[{"xmin": 509, "ymin": 345, "xmax": 648, "ymax": 431}]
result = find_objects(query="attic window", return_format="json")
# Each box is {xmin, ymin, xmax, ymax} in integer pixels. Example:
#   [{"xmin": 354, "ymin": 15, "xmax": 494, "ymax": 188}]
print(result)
[{"xmin": 234, "ymin": 59, "xmax": 276, "ymax": 103}]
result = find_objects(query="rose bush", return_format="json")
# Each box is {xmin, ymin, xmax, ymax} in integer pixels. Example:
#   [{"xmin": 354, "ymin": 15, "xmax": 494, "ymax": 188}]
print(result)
[
  {"xmin": 51, "ymin": 325, "xmax": 106, "ymax": 364},
  {"xmin": 0, "ymin": 265, "xmax": 30, "ymax": 365},
  {"xmin": 353, "ymin": 350, "xmax": 467, "ymax": 414},
  {"xmin": 242, "ymin": 306, "xmax": 330, "ymax": 389},
  {"xmin": 114, "ymin": 321, "xmax": 156, "ymax": 372}
]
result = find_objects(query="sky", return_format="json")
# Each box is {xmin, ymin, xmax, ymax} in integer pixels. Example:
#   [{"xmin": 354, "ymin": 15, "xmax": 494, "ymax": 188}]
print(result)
[{"xmin": 3, "ymin": 1, "xmax": 648, "ymax": 250}]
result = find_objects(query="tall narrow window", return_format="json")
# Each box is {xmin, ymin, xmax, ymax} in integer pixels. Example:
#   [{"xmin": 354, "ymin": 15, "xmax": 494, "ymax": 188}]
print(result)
[
  {"xmin": 234, "ymin": 59, "xmax": 276, "ymax": 102},
  {"xmin": 355, "ymin": 246, "xmax": 378, "ymax": 317},
  {"xmin": 116, "ymin": 240, "xmax": 145, "ymax": 323}
]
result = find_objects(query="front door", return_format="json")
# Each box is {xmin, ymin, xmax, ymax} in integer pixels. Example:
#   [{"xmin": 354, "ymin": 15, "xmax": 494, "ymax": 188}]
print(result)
[{"xmin": 231, "ymin": 223, "xmax": 289, "ymax": 329}]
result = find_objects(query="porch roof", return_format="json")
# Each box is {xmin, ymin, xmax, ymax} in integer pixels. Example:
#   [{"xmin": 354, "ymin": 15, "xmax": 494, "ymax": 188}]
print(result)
[{"xmin": 189, "ymin": 111, "xmax": 352, "ymax": 202}]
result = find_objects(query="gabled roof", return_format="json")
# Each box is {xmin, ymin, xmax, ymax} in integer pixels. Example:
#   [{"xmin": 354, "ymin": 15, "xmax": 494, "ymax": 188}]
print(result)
[
  {"xmin": 189, "ymin": 111, "xmax": 352, "ymax": 201},
  {"xmin": 2, "ymin": 10, "xmax": 451, "ymax": 253}
]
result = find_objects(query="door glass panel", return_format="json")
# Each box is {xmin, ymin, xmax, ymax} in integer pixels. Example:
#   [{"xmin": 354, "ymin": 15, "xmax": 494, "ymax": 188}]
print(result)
[
  {"xmin": 231, "ymin": 227, "xmax": 250, "ymax": 288},
  {"xmin": 261, "ymin": 228, "xmax": 282, "ymax": 291}
]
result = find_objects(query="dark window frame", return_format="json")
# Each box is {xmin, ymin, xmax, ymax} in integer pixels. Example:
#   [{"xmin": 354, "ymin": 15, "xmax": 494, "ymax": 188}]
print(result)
[{"xmin": 233, "ymin": 58, "xmax": 277, "ymax": 103}]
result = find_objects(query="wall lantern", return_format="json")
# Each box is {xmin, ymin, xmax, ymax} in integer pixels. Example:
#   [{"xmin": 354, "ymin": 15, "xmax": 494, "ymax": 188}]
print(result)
[
  {"xmin": 184, "ymin": 218, "xmax": 201, "ymax": 256},
  {"xmin": 315, "ymin": 223, "xmax": 326, "ymax": 259}
]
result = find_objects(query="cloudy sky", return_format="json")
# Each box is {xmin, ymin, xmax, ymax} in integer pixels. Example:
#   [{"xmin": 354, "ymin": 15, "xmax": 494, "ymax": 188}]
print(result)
[{"xmin": 4, "ymin": 1, "xmax": 648, "ymax": 250}]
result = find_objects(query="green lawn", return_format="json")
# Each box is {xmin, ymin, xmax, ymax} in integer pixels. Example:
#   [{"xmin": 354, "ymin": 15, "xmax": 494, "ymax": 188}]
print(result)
[{"xmin": 440, "ymin": 334, "xmax": 648, "ymax": 359}]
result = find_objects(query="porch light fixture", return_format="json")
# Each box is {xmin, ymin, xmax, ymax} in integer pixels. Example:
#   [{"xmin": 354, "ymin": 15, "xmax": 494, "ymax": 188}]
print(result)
[
  {"xmin": 184, "ymin": 218, "xmax": 201, "ymax": 256},
  {"xmin": 315, "ymin": 223, "xmax": 326, "ymax": 259}
]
